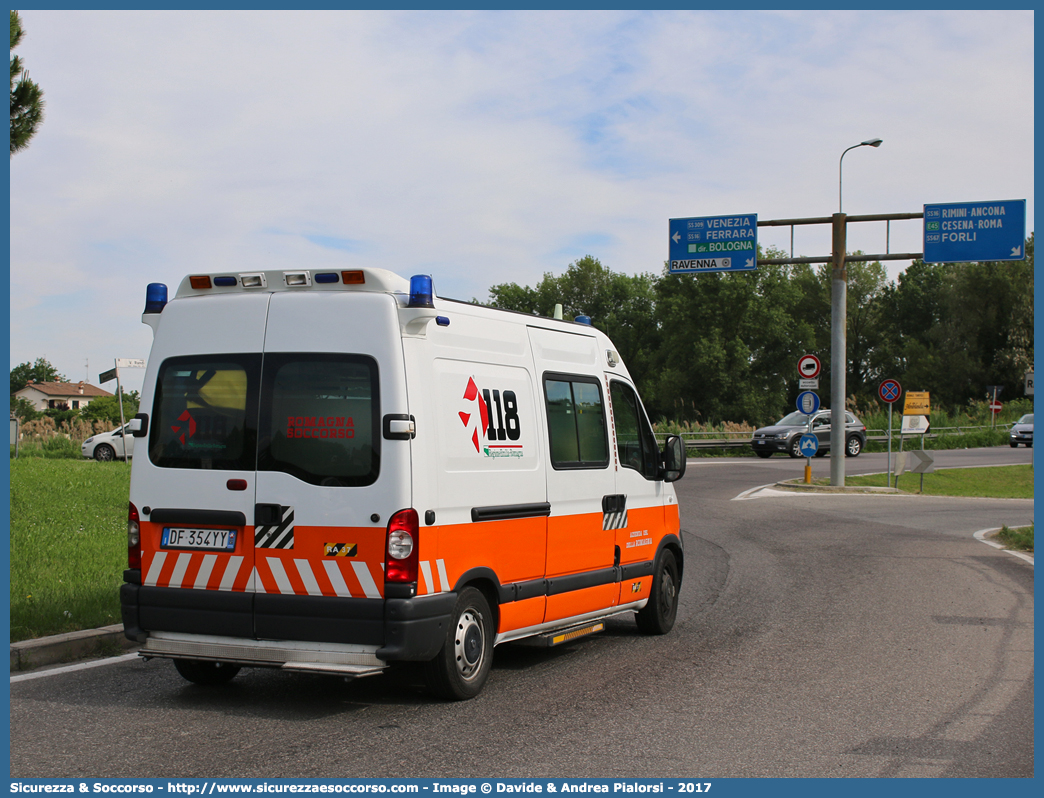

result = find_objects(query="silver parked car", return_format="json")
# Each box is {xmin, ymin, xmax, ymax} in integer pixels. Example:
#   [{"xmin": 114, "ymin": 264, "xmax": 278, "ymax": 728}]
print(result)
[
  {"xmin": 751, "ymin": 409, "xmax": 867, "ymax": 458},
  {"xmin": 81, "ymin": 424, "xmax": 135, "ymax": 461},
  {"xmin": 1009, "ymin": 413, "xmax": 1033, "ymax": 448}
]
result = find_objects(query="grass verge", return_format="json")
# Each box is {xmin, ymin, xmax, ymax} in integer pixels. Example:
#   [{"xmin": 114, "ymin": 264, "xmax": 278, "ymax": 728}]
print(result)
[
  {"xmin": 10, "ymin": 458, "xmax": 130, "ymax": 642},
  {"xmin": 842, "ymin": 465, "xmax": 1033, "ymax": 499},
  {"xmin": 995, "ymin": 525, "xmax": 1034, "ymax": 552}
]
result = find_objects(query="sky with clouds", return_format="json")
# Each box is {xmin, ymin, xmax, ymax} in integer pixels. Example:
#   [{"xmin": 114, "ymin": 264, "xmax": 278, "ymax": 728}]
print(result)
[{"xmin": 8, "ymin": 9, "xmax": 1034, "ymax": 396}]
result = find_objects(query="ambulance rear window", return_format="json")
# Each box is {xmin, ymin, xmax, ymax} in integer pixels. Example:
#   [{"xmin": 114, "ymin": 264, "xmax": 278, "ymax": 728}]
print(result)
[
  {"xmin": 257, "ymin": 354, "xmax": 380, "ymax": 487},
  {"xmin": 149, "ymin": 355, "xmax": 261, "ymax": 470}
]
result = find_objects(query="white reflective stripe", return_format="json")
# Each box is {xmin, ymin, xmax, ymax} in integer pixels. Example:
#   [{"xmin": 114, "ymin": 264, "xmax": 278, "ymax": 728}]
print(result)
[
  {"xmin": 294, "ymin": 559, "xmax": 322, "ymax": 596},
  {"xmin": 251, "ymin": 566, "xmax": 265, "ymax": 593},
  {"xmin": 351, "ymin": 561, "xmax": 381, "ymax": 599},
  {"xmin": 144, "ymin": 552, "xmax": 167, "ymax": 587},
  {"xmin": 267, "ymin": 558, "xmax": 294, "ymax": 594},
  {"xmin": 437, "ymin": 559, "xmax": 450, "ymax": 593},
  {"xmin": 322, "ymin": 560, "xmax": 353, "ymax": 598},
  {"xmin": 194, "ymin": 554, "xmax": 218, "ymax": 589},
  {"xmin": 219, "ymin": 556, "xmax": 243, "ymax": 591},
  {"xmin": 169, "ymin": 553, "xmax": 193, "ymax": 588},
  {"xmin": 419, "ymin": 561, "xmax": 435, "ymax": 595}
]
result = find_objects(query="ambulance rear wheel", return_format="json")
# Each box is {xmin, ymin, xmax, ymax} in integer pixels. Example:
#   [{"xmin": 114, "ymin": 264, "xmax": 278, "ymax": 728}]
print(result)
[
  {"xmin": 425, "ymin": 586, "xmax": 493, "ymax": 700},
  {"xmin": 173, "ymin": 658, "xmax": 241, "ymax": 685},
  {"xmin": 636, "ymin": 549, "xmax": 679, "ymax": 635}
]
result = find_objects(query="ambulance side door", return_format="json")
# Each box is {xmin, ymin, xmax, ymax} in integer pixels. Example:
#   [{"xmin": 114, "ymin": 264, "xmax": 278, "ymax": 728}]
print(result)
[{"xmin": 528, "ymin": 327, "xmax": 617, "ymax": 623}]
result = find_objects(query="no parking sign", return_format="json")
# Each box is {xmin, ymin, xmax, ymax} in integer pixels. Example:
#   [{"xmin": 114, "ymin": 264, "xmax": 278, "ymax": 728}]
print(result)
[{"xmin": 879, "ymin": 379, "xmax": 901, "ymax": 404}]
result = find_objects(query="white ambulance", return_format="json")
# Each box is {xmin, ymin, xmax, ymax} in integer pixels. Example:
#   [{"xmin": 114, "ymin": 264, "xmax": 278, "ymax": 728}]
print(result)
[{"xmin": 121, "ymin": 267, "xmax": 686, "ymax": 699}]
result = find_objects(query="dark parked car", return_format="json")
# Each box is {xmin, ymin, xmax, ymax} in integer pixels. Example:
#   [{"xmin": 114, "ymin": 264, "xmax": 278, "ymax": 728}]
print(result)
[
  {"xmin": 1009, "ymin": 413, "xmax": 1033, "ymax": 447},
  {"xmin": 751, "ymin": 409, "xmax": 867, "ymax": 458}
]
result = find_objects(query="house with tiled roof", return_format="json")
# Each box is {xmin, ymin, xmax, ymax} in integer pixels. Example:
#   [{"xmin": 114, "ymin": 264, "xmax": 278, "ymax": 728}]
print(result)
[{"xmin": 13, "ymin": 381, "xmax": 114, "ymax": 412}]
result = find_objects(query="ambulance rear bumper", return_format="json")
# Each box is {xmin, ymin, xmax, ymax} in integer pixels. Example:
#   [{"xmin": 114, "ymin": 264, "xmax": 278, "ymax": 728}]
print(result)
[{"xmin": 121, "ymin": 571, "xmax": 455, "ymax": 665}]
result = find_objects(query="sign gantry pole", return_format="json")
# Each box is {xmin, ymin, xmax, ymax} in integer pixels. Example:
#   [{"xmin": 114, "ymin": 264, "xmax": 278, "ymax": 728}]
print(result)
[{"xmin": 830, "ymin": 213, "xmax": 847, "ymax": 487}]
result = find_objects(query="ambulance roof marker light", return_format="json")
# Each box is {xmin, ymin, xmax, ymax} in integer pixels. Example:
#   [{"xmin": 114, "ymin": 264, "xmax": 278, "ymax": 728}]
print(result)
[
  {"xmin": 575, "ymin": 315, "xmax": 592, "ymax": 325},
  {"xmin": 144, "ymin": 283, "xmax": 168, "ymax": 314},
  {"xmin": 408, "ymin": 274, "xmax": 436, "ymax": 308}
]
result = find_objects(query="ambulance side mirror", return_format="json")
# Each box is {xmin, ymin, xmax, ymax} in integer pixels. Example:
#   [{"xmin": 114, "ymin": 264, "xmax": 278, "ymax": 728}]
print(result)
[
  {"xmin": 129, "ymin": 414, "xmax": 149, "ymax": 438},
  {"xmin": 661, "ymin": 435, "xmax": 686, "ymax": 483}
]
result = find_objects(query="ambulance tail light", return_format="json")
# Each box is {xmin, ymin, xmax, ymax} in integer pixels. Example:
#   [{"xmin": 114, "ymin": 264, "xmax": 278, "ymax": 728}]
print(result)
[
  {"xmin": 385, "ymin": 509, "xmax": 419, "ymax": 583},
  {"xmin": 144, "ymin": 283, "xmax": 168, "ymax": 314},
  {"xmin": 128, "ymin": 502, "xmax": 141, "ymax": 569},
  {"xmin": 408, "ymin": 275, "xmax": 435, "ymax": 308}
]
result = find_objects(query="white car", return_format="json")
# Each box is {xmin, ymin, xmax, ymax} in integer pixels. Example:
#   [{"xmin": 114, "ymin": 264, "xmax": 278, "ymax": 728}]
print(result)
[{"xmin": 81, "ymin": 424, "xmax": 135, "ymax": 461}]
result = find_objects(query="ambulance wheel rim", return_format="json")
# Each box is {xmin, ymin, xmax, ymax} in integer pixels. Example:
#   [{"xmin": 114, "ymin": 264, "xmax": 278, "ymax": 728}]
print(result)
[{"xmin": 454, "ymin": 608, "xmax": 485, "ymax": 678}]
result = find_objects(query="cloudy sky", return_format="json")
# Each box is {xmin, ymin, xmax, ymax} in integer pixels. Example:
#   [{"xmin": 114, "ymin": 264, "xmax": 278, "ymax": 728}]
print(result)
[{"xmin": 8, "ymin": 9, "xmax": 1034, "ymax": 396}]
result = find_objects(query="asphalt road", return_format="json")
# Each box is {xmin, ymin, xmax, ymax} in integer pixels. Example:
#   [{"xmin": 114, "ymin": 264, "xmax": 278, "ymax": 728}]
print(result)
[{"xmin": 9, "ymin": 447, "xmax": 1034, "ymax": 778}]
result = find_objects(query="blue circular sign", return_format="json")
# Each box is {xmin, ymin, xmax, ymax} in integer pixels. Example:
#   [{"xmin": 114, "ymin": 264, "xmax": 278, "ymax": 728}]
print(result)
[
  {"xmin": 798, "ymin": 433, "xmax": 819, "ymax": 457},
  {"xmin": 796, "ymin": 390, "xmax": 820, "ymax": 415}
]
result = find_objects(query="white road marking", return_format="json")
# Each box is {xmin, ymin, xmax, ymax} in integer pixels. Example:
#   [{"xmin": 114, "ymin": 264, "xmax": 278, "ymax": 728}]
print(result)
[
  {"xmin": 973, "ymin": 528, "xmax": 1034, "ymax": 565},
  {"xmin": 11, "ymin": 652, "xmax": 141, "ymax": 683}
]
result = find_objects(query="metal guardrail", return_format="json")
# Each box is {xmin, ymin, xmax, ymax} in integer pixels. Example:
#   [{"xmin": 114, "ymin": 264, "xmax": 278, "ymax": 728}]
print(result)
[{"xmin": 654, "ymin": 423, "xmax": 1014, "ymax": 450}]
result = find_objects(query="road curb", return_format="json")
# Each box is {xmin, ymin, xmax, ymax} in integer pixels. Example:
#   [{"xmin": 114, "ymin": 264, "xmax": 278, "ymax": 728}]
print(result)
[
  {"xmin": 10, "ymin": 624, "xmax": 139, "ymax": 672},
  {"xmin": 974, "ymin": 527, "xmax": 1035, "ymax": 565},
  {"xmin": 774, "ymin": 481, "xmax": 900, "ymax": 494}
]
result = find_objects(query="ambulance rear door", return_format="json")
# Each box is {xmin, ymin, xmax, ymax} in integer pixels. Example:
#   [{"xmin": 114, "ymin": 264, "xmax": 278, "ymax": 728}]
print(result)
[
  {"xmin": 134, "ymin": 293, "xmax": 269, "ymax": 638},
  {"xmin": 252, "ymin": 290, "xmax": 411, "ymax": 645}
]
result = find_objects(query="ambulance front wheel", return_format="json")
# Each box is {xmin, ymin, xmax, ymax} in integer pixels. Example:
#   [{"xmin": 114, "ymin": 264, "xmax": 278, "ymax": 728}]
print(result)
[
  {"xmin": 425, "ymin": 586, "xmax": 494, "ymax": 700},
  {"xmin": 636, "ymin": 549, "xmax": 679, "ymax": 636},
  {"xmin": 173, "ymin": 658, "xmax": 241, "ymax": 685}
]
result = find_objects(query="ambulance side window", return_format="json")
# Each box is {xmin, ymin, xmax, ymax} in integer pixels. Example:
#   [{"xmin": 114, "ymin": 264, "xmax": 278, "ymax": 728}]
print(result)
[
  {"xmin": 610, "ymin": 380, "xmax": 660, "ymax": 479},
  {"xmin": 543, "ymin": 373, "xmax": 608, "ymax": 469},
  {"xmin": 257, "ymin": 354, "xmax": 381, "ymax": 487},
  {"xmin": 150, "ymin": 355, "xmax": 261, "ymax": 471}
]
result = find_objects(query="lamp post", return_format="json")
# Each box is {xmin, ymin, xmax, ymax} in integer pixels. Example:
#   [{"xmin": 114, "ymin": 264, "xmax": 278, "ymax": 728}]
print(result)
[
  {"xmin": 830, "ymin": 138, "xmax": 882, "ymax": 487},
  {"xmin": 839, "ymin": 138, "xmax": 882, "ymax": 213}
]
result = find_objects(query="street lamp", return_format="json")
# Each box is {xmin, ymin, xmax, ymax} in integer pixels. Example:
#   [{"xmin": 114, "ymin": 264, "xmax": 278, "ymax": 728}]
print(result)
[
  {"xmin": 839, "ymin": 138, "xmax": 882, "ymax": 212},
  {"xmin": 830, "ymin": 137, "xmax": 881, "ymax": 487}
]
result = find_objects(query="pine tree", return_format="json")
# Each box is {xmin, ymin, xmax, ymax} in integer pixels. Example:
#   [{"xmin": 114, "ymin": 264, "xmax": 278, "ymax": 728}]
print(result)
[{"xmin": 10, "ymin": 10, "xmax": 44, "ymax": 156}]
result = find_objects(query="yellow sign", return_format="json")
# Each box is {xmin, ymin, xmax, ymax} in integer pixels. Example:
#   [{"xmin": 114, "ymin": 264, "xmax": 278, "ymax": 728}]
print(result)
[{"xmin": 903, "ymin": 391, "xmax": 930, "ymax": 415}]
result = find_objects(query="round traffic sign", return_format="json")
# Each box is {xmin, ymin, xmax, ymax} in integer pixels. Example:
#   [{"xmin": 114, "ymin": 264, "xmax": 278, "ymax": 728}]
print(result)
[
  {"xmin": 798, "ymin": 354, "xmax": 822, "ymax": 379},
  {"xmin": 798, "ymin": 433, "xmax": 819, "ymax": 457},
  {"xmin": 879, "ymin": 379, "xmax": 902, "ymax": 404},
  {"xmin": 989, "ymin": 400, "xmax": 1003, "ymax": 414},
  {"xmin": 796, "ymin": 390, "xmax": 820, "ymax": 415}
]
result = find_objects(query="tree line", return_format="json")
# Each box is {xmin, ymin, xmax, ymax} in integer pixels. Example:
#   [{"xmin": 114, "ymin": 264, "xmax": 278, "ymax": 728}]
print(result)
[{"xmin": 485, "ymin": 236, "xmax": 1034, "ymax": 426}]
